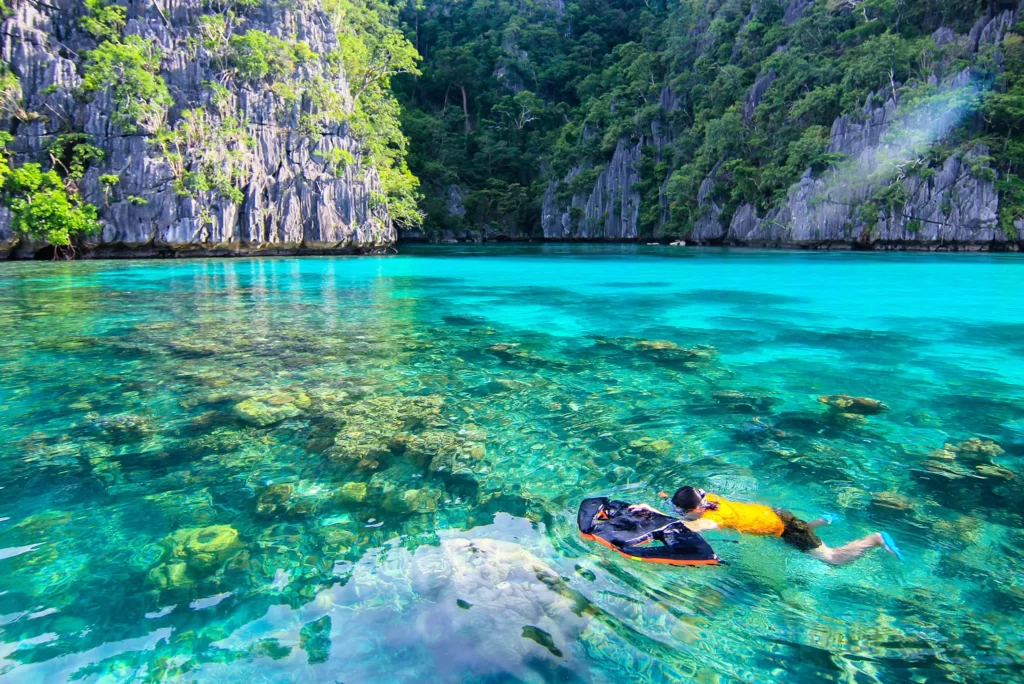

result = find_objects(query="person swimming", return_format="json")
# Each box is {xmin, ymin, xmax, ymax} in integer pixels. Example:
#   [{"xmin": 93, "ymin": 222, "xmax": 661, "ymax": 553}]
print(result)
[{"xmin": 629, "ymin": 486, "xmax": 903, "ymax": 566}]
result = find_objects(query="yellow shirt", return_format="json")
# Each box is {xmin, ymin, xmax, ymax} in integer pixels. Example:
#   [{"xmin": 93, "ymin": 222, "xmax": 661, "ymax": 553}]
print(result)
[{"xmin": 701, "ymin": 493, "xmax": 785, "ymax": 537}]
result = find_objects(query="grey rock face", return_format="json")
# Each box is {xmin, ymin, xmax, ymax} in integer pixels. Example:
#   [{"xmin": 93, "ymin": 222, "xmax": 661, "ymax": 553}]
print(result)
[
  {"xmin": 743, "ymin": 69, "xmax": 777, "ymax": 125},
  {"xmin": 0, "ymin": 207, "xmax": 16, "ymax": 255},
  {"xmin": 931, "ymin": 27, "xmax": 957, "ymax": 47},
  {"xmin": 970, "ymin": 9, "xmax": 1017, "ymax": 51},
  {"xmin": 0, "ymin": 0, "xmax": 394, "ymax": 258},
  {"xmin": 542, "ymin": 139, "xmax": 642, "ymax": 239},
  {"xmin": 826, "ymin": 94, "xmax": 898, "ymax": 159},
  {"xmin": 659, "ymin": 84, "xmax": 680, "ymax": 114},
  {"xmin": 446, "ymin": 185, "xmax": 467, "ymax": 218},
  {"xmin": 547, "ymin": 0, "xmax": 1022, "ymax": 251},
  {"xmin": 690, "ymin": 161, "xmax": 726, "ymax": 242},
  {"xmin": 727, "ymin": 145, "xmax": 1003, "ymax": 246},
  {"xmin": 783, "ymin": 0, "xmax": 814, "ymax": 25}
]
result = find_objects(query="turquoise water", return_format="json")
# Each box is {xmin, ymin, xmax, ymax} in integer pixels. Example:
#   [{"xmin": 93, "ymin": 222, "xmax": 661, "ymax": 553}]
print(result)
[{"xmin": 0, "ymin": 245, "xmax": 1022, "ymax": 682}]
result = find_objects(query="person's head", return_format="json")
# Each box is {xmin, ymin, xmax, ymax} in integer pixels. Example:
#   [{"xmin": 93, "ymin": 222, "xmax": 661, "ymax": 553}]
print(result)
[{"xmin": 671, "ymin": 486, "xmax": 716, "ymax": 519}]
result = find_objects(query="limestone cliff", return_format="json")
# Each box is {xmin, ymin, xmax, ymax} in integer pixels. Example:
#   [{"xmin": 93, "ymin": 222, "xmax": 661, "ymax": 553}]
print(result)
[
  {"xmin": 538, "ymin": 2, "xmax": 1023, "ymax": 249},
  {"xmin": 0, "ymin": 0, "xmax": 395, "ymax": 258},
  {"xmin": 541, "ymin": 139, "xmax": 641, "ymax": 240},
  {"xmin": 680, "ymin": 8, "xmax": 1021, "ymax": 250}
]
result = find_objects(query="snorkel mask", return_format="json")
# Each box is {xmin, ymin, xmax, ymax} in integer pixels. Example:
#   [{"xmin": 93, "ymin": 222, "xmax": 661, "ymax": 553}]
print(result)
[{"xmin": 673, "ymin": 488, "xmax": 718, "ymax": 517}]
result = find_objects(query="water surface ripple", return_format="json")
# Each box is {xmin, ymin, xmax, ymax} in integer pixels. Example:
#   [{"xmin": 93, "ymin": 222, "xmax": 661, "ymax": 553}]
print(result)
[{"xmin": 1, "ymin": 245, "xmax": 1022, "ymax": 682}]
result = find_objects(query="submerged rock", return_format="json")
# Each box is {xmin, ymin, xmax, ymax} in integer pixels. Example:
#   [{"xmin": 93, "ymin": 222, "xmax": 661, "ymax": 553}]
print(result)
[
  {"xmin": 392, "ymin": 430, "xmax": 487, "ymax": 475},
  {"xmin": 147, "ymin": 525, "xmax": 242, "ymax": 591},
  {"xmin": 144, "ymin": 488, "xmax": 218, "ymax": 525},
  {"xmin": 93, "ymin": 413, "xmax": 157, "ymax": 443},
  {"xmin": 256, "ymin": 484, "xmax": 294, "ymax": 516},
  {"xmin": 188, "ymin": 427, "xmax": 260, "ymax": 454},
  {"xmin": 327, "ymin": 394, "xmax": 447, "ymax": 469},
  {"xmin": 13, "ymin": 510, "xmax": 73, "ymax": 536},
  {"xmin": 168, "ymin": 339, "xmax": 237, "ymax": 357},
  {"xmin": 818, "ymin": 394, "xmax": 889, "ymax": 415},
  {"xmin": 923, "ymin": 438, "xmax": 1013, "ymax": 480},
  {"xmin": 975, "ymin": 463, "xmax": 1015, "ymax": 480},
  {"xmin": 322, "ymin": 525, "xmax": 356, "ymax": 552},
  {"xmin": 871, "ymin": 491, "xmax": 915, "ymax": 511},
  {"xmin": 632, "ymin": 339, "xmax": 682, "ymax": 352},
  {"xmin": 380, "ymin": 486, "xmax": 442, "ymax": 514},
  {"xmin": 485, "ymin": 343, "xmax": 561, "ymax": 367},
  {"xmin": 632, "ymin": 339, "xmax": 718, "ymax": 362},
  {"xmin": 832, "ymin": 412, "xmax": 867, "ymax": 427},
  {"xmin": 712, "ymin": 390, "xmax": 777, "ymax": 412},
  {"xmin": 521, "ymin": 626, "xmax": 563, "ymax": 658},
  {"xmin": 939, "ymin": 438, "xmax": 1004, "ymax": 459},
  {"xmin": 925, "ymin": 438, "xmax": 1011, "ymax": 481},
  {"xmin": 300, "ymin": 615, "xmax": 333, "ymax": 665},
  {"xmin": 233, "ymin": 390, "xmax": 312, "ymax": 427},
  {"xmin": 628, "ymin": 437, "xmax": 674, "ymax": 457},
  {"xmin": 336, "ymin": 482, "xmax": 369, "ymax": 504}
]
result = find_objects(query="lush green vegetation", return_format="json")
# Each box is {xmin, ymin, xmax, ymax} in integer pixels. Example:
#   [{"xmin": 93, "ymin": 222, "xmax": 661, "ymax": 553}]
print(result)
[
  {"xmin": 80, "ymin": 0, "xmax": 172, "ymax": 133},
  {"xmin": 179, "ymin": 0, "xmax": 424, "ymax": 224},
  {"xmin": 0, "ymin": 133, "xmax": 100, "ymax": 249},
  {"xmin": 395, "ymin": 0, "xmax": 1024, "ymax": 238},
  {"xmin": 322, "ymin": 0, "xmax": 423, "ymax": 227},
  {"xmin": 156, "ymin": 106, "xmax": 254, "ymax": 204},
  {"xmin": 229, "ymin": 30, "xmax": 313, "ymax": 82},
  {"xmin": 6, "ymin": 0, "xmax": 1023, "ymax": 252}
]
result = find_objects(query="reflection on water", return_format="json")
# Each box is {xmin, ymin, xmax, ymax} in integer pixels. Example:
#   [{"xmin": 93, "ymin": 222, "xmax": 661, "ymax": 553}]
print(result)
[{"xmin": 0, "ymin": 246, "xmax": 1022, "ymax": 682}]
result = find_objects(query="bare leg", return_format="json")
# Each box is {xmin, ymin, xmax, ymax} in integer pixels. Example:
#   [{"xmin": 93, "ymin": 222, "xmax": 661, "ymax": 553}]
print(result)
[
  {"xmin": 808, "ymin": 533, "xmax": 886, "ymax": 566},
  {"xmin": 806, "ymin": 517, "xmax": 830, "ymax": 530}
]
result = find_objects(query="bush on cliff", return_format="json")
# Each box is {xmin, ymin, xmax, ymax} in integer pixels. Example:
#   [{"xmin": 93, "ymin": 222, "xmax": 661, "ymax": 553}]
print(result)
[
  {"xmin": 81, "ymin": 36, "xmax": 173, "ymax": 133},
  {"xmin": 0, "ymin": 134, "xmax": 100, "ymax": 249}
]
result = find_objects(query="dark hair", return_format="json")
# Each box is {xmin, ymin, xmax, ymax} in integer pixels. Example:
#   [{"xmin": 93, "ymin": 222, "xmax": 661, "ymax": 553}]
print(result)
[{"xmin": 671, "ymin": 486, "xmax": 704, "ymax": 511}]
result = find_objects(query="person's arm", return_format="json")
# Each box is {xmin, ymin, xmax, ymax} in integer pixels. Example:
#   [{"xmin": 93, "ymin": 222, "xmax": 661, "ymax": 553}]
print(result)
[
  {"xmin": 681, "ymin": 518, "xmax": 719, "ymax": 532},
  {"xmin": 627, "ymin": 503, "xmax": 670, "ymax": 516}
]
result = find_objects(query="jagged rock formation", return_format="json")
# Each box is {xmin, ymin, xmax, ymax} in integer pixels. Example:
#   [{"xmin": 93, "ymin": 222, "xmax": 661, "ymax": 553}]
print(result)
[
  {"xmin": 743, "ymin": 70, "xmax": 777, "ymax": 125},
  {"xmin": 541, "ymin": 83, "xmax": 687, "ymax": 241},
  {"xmin": 541, "ymin": 139, "xmax": 642, "ymax": 239},
  {"xmin": 0, "ymin": 0, "xmax": 394, "ymax": 259},
  {"xmin": 726, "ymin": 145, "xmax": 1002, "ymax": 246}
]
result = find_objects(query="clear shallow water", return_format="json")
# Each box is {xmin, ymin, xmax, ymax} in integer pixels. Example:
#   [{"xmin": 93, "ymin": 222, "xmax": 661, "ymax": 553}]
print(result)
[{"xmin": 0, "ymin": 245, "xmax": 1022, "ymax": 682}]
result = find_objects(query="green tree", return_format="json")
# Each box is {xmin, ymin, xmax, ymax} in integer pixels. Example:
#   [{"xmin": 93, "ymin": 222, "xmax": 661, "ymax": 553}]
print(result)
[
  {"xmin": 229, "ymin": 30, "xmax": 307, "ymax": 82},
  {"xmin": 0, "ymin": 135, "xmax": 100, "ymax": 249},
  {"xmin": 81, "ymin": 36, "xmax": 173, "ymax": 132},
  {"xmin": 80, "ymin": 0, "xmax": 126, "ymax": 40}
]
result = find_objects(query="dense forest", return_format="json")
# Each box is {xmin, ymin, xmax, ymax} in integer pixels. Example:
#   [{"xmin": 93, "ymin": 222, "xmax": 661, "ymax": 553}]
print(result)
[
  {"xmin": 397, "ymin": 0, "xmax": 1024, "ymax": 244},
  {"xmin": 0, "ymin": 0, "xmax": 1022, "ymax": 254}
]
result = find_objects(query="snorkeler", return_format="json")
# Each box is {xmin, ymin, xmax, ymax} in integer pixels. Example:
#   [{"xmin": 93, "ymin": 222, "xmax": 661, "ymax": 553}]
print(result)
[{"xmin": 629, "ymin": 486, "xmax": 903, "ymax": 566}]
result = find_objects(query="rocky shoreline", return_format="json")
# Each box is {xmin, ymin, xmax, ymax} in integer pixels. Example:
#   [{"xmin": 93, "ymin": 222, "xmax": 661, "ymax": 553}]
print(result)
[
  {"xmin": 398, "ymin": 236, "xmax": 1023, "ymax": 252},
  {"xmin": 3, "ymin": 236, "xmax": 1020, "ymax": 259},
  {"xmin": 0, "ymin": 242, "xmax": 396, "ymax": 260}
]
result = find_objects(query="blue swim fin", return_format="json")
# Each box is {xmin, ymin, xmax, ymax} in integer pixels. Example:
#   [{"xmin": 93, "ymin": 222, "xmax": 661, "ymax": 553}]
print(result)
[{"xmin": 880, "ymin": 532, "xmax": 904, "ymax": 561}]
